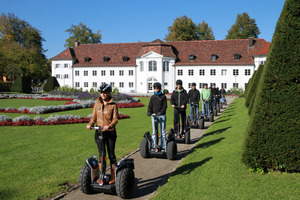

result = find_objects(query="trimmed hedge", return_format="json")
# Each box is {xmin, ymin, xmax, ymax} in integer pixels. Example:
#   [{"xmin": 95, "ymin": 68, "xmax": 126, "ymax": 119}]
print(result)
[
  {"xmin": 10, "ymin": 77, "xmax": 32, "ymax": 93},
  {"xmin": 0, "ymin": 81, "xmax": 13, "ymax": 92},
  {"xmin": 242, "ymin": 0, "xmax": 300, "ymax": 172},
  {"xmin": 43, "ymin": 76, "xmax": 60, "ymax": 92},
  {"xmin": 244, "ymin": 65, "xmax": 264, "ymax": 111}
]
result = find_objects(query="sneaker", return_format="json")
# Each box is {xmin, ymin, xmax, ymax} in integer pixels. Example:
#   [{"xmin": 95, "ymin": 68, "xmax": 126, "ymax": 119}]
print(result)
[{"xmin": 161, "ymin": 149, "xmax": 166, "ymax": 153}]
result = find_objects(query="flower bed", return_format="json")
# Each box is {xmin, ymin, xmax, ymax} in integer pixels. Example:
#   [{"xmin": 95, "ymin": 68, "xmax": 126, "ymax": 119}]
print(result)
[{"xmin": 0, "ymin": 113, "xmax": 130, "ymax": 126}]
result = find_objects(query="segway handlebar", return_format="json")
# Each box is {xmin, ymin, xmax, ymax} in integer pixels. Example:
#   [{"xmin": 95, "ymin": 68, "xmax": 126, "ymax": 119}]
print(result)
[{"xmin": 90, "ymin": 126, "xmax": 103, "ymax": 130}]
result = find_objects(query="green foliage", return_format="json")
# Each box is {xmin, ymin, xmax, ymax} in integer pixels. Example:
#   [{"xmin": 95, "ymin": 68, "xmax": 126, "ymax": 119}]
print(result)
[
  {"xmin": 226, "ymin": 12, "xmax": 261, "ymax": 39},
  {"xmin": 165, "ymin": 16, "xmax": 214, "ymax": 41},
  {"xmin": 227, "ymin": 87, "xmax": 244, "ymax": 95},
  {"xmin": 163, "ymin": 89, "xmax": 169, "ymax": 94},
  {"xmin": 43, "ymin": 77, "xmax": 60, "ymax": 92},
  {"xmin": 0, "ymin": 81, "xmax": 12, "ymax": 92},
  {"xmin": 244, "ymin": 65, "xmax": 264, "ymax": 108},
  {"xmin": 0, "ymin": 13, "xmax": 49, "ymax": 82},
  {"xmin": 242, "ymin": 0, "xmax": 300, "ymax": 172},
  {"xmin": 112, "ymin": 87, "xmax": 119, "ymax": 95},
  {"xmin": 64, "ymin": 22, "xmax": 101, "ymax": 48},
  {"xmin": 10, "ymin": 76, "xmax": 32, "ymax": 93}
]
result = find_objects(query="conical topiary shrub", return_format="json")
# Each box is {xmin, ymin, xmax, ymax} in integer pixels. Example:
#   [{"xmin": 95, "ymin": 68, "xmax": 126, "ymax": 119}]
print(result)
[
  {"xmin": 242, "ymin": 0, "xmax": 300, "ymax": 172},
  {"xmin": 10, "ymin": 76, "xmax": 32, "ymax": 93},
  {"xmin": 43, "ymin": 76, "xmax": 60, "ymax": 92}
]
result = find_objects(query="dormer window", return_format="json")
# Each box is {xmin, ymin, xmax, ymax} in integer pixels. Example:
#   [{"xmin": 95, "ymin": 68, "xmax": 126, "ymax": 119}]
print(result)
[
  {"xmin": 123, "ymin": 56, "xmax": 130, "ymax": 62},
  {"xmin": 234, "ymin": 54, "xmax": 241, "ymax": 61},
  {"xmin": 189, "ymin": 54, "xmax": 196, "ymax": 61},
  {"xmin": 103, "ymin": 57, "xmax": 110, "ymax": 63},
  {"xmin": 211, "ymin": 54, "xmax": 218, "ymax": 61},
  {"xmin": 84, "ymin": 56, "xmax": 91, "ymax": 62}
]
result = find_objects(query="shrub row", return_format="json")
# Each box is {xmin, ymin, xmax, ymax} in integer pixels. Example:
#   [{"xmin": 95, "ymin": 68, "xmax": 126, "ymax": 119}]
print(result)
[{"xmin": 0, "ymin": 113, "xmax": 130, "ymax": 126}]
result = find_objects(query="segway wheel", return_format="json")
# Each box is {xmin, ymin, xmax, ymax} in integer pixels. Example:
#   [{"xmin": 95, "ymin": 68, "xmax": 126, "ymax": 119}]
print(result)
[
  {"xmin": 186, "ymin": 116, "xmax": 191, "ymax": 128},
  {"xmin": 213, "ymin": 109, "xmax": 217, "ymax": 116},
  {"xmin": 209, "ymin": 113, "xmax": 214, "ymax": 122},
  {"xmin": 116, "ymin": 167, "xmax": 135, "ymax": 199},
  {"xmin": 166, "ymin": 141, "xmax": 177, "ymax": 160},
  {"xmin": 199, "ymin": 118, "xmax": 204, "ymax": 129},
  {"xmin": 217, "ymin": 105, "xmax": 220, "ymax": 113},
  {"xmin": 79, "ymin": 163, "xmax": 94, "ymax": 194},
  {"xmin": 140, "ymin": 138, "xmax": 150, "ymax": 158},
  {"xmin": 185, "ymin": 130, "xmax": 191, "ymax": 144}
]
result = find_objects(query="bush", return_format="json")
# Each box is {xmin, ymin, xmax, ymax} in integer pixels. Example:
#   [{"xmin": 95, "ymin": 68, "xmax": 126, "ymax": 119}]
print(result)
[
  {"xmin": 163, "ymin": 89, "xmax": 169, "ymax": 94},
  {"xmin": 242, "ymin": 0, "xmax": 300, "ymax": 172},
  {"xmin": 0, "ymin": 81, "xmax": 13, "ymax": 92},
  {"xmin": 227, "ymin": 88, "xmax": 244, "ymax": 95},
  {"xmin": 10, "ymin": 77, "xmax": 32, "ymax": 93},
  {"xmin": 112, "ymin": 87, "xmax": 119, "ymax": 95},
  {"xmin": 43, "ymin": 77, "xmax": 60, "ymax": 92},
  {"xmin": 244, "ymin": 65, "xmax": 264, "ymax": 108}
]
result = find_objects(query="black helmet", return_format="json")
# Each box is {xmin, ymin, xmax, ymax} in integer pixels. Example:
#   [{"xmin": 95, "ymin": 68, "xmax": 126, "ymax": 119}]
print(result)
[
  {"xmin": 192, "ymin": 82, "xmax": 196, "ymax": 86},
  {"xmin": 98, "ymin": 83, "xmax": 112, "ymax": 93},
  {"xmin": 176, "ymin": 79, "xmax": 182, "ymax": 86},
  {"xmin": 153, "ymin": 82, "xmax": 162, "ymax": 89}
]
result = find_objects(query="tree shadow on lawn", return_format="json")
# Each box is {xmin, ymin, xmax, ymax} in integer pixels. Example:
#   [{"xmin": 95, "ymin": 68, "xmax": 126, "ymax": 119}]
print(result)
[
  {"xmin": 192, "ymin": 137, "xmax": 226, "ymax": 152},
  {"xmin": 202, "ymin": 127, "xmax": 232, "ymax": 138},
  {"xmin": 0, "ymin": 189, "xmax": 16, "ymax": 200},
  {"xmin": 171, "ymin": 157, "xmax": 213, "ymax": 176}
]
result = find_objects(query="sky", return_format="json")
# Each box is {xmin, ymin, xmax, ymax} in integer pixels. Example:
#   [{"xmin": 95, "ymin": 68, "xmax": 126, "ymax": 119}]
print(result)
[{"xmin": 1, "ymin": 0, "xmax": 285, "ymax": 59}]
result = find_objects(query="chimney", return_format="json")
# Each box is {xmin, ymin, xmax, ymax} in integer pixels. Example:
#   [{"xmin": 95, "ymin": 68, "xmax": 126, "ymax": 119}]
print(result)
[
  {"xmin": 75, "ymin": 41, "xmax": 80, "ymax": 47},
  {"xmin": 248, "ymin": 37, "xmax": 254, "ymax": 48}
]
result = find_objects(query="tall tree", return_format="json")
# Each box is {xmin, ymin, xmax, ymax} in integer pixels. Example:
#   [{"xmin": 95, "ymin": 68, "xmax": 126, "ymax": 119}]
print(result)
[
  {"xmin": 0, "ymin": 13, "xmax": 49, "ymax": 82},
  {"xmin": 64, "ymin": 22, "xmax": 102, "ymax": 48},
  {"xmin": 226, "ymin": 12, "xmax": 260, "ymax": 39},
  {"xmin": 165, "ymin": 16, "xmax": 198, "ymax": 41},
  {"xmin": 196, "ymin": 21, "xmax": 215, "ymax": 40}
]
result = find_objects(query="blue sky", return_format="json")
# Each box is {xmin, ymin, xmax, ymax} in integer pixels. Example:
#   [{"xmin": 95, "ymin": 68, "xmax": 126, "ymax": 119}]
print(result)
[{"xmin": 1, "ymin": 0, "xmax": 285, "ymax": 59}]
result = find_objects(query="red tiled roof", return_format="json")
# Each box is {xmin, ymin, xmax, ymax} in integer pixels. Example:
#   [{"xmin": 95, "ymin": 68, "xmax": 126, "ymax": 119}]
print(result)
[{"xmin": 51, "ymin": 38, "xmax": 270, "ymax": 66}]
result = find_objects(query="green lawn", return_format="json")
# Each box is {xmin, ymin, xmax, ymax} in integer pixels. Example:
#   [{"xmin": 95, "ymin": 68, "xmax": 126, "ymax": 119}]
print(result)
[
  {"xmin": 151, "ymin": 98, "xmax": 300, "ymax": 200},
  {"xmin": 0, "ymin": 97, "xmax": 177, "ymax": 199}
]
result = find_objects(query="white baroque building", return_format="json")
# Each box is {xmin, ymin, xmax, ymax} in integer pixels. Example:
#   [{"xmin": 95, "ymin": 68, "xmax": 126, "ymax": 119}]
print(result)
[{"xmin": 51, "ymin": 38, "xmax": 269, "ymax": 93}]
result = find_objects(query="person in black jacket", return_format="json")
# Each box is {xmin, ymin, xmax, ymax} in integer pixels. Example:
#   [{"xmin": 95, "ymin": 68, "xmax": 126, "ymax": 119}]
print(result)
[
  {"xmin": 188, "ymin": 83, "xmax": 200, "ymax": 125},
  {"xmin": 170, "ymin": 79, "xmax": 189, "ymax": 135},
  {"xmin": 147, "ymin": 82, "xmax": 167, "ymax": 150}
]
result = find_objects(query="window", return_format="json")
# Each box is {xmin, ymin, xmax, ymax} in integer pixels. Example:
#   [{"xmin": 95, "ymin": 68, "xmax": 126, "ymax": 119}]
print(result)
[
  {"xmin": 140, "ymin": 61, "xmax": 144, "ymax": 72},
  {"xmin": 123, "ymin": 56, "xmax": 129, "ymax": 62},
  {"xmin": 55, "ymin": 64, "xmax": 60, "ymax": 68},
  {"xmin": 189, "ymin": 54, "xmax": 196, "ymax": 61},
  {"xmin": 92, "ymin": 82, "xmax": 97, "ymax": 87},
  {"xmin": 84, "ymin": 57, "xmax": 91, "ymax": 62},
  {"xmin": 119, "ymin": 70, "xmax": 124, "ymax": 76},
  {"xmin": 211, "ymin": 54, "xmax": 218, "ymax": 61},
  {"xmin": 110, "ymin": 70, "xmax": 114, "ymax": 76},
  {"xmin": 234, "ymin": 54, "xmax": 241, "ymax": 60},
  {"xmin": 233, "ymin": 83, "xmax": 239, "ymax": 88},
  {"xmin": 101, "ymin": 70, "xmax": 106, "ymax": 76},
  {"xmin": 75, "ymin": 82, "xmax": 80, "ymax": 87},
  {"xmin": 64, "ymin": 74, "xmax": 69, "ymax": 79},
  {"xmin": 149, "ymin": 61, "xmax": 157, "ymax": 71},
  {"xmin": 148, "ymin": 82, "xmax": 153, "ymax": 91},
  {"xmin": 92, "ymin": 70, "xmax": 97, "ymax": 76},
  {"xmin": 178, "ymin": 69, "xmax": 183, "ymax": 76},
  {"xmin": 56, "ymin": 74, "xmax": 60, "ymax": 79},
  {"xmin": 188, "ymin": 69, "xmax": 194, "ymax": 76},
  {"xmin": 221, "ymin": 83, "xmax": 227, "ymax": 89},
  {"xmin": 64, "ymin": 64, "xmax": 68, "ymax": 68},
  {"xmin": 163, "ymin": 61, "xmax": 169, "ymax": 71},
  {"xmin": 199, "ymin": 69, "xmax": 205, "ymax": 76},
  {"xmin": 119, "ymin": 82, "xmax": 124, "ymax": 88},
  {"xmin": 260, "ymin": 61, "xmax": 265, "ymax": 65},
  {"xmin": 110, "ymin": 82, "xmax": 115, "ymax": 88},
  {"xmin": 210, "ymin": 83, "xmax": 216, "ymax": 88},
  {"xmin": 129, "ymin": 82, "xmax": 134, "ymax": 88},
  {"xmin": 221, "ymin": 69, "xmax": 227, "ymax": 76},
  {"xmin": 233, "ymin": 69, "xmax": 239, "ymax": 76},
  {"xmin": 129, "ymin": 70, "xmax": 133, "ymax": 76},
  {"xmin": 188, "ymin": 83, "xmax": 192, "ymax": 88},
  {"xmin": 199, "ymin": 83, "xmax": 205, "ymax": 89},
  {"xmin": 245, "ymin": 69, "xmax": 251, "ymax": 76},
  {"xmin": 103, "ymin": 57, "xmax": 110, "ymax": 62},
  {"xmin": 210, "ymin": 69, "xmax": 216, "ymax": 76},
  {"xmin": 84, "ymin": 82, "xmax": 88, "ymax": 87},
  {"xmin": 84, "ymin": 71, "xmax": 88, "ymax": 76},
  {"xmin": 75, "ymin": 71, "xmax": 79, "ymax": 76}
]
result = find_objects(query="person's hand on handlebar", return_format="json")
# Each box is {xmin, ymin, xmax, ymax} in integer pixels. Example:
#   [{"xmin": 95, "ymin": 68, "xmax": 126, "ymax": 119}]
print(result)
[
  {"xmin": 172, "ymin": 105, "xmax": 175, "ymax": 108},
  {"xmin": 86, "ymin": 124, "xmax": 91, "ymax": 130},
  {"xmin": 181, "ymin": 105, "xmax": 185, "ymax": 109},
  {"xmin": 102, "ymin": 125, "xmax": 110, "ymax": 131}
]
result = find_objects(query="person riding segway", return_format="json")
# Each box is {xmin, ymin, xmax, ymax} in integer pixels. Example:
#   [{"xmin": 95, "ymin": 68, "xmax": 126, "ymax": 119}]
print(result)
[
  {"xmin": 80, "ymin": 83, "xmax": 135, "ymax": 198},
  {"xmin": 188, "ymin": 82, "xmax": 201, "ymax": 128},
  {"xmin": 170, "ymin": 80, "xmax": 191, "ymax": 144},
  {"xmin": 140, "ymin": 82, "xmax": 177, "ymax": 160}
]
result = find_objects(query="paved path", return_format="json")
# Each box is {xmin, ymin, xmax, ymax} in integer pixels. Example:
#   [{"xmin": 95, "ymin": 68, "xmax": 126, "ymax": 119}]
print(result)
[{"xmin": 60, "ymin": 98, "xmax": 234, "ymax": 200}]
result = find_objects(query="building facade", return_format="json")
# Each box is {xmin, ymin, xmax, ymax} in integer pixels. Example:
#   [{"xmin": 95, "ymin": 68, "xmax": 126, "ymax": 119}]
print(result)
[{"xmin": 51, "ymin": 38, "xmax": 269, "ymax": 93}]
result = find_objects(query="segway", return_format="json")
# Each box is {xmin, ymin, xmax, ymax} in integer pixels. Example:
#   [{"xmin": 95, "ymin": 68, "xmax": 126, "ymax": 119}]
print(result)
[
  {"xmin": 79, "ymin": 126, "xmax": 135, "ymax": 199},
  {"xmin": 189, "ymin": 102, "xmax": 204, "ymax": 129},
  {"xmin": 220, "ymin": 96, "xmax": 227, "ymax": 109},
  {"xmin": 203, "ymin": 100, "xmax": 214, "ymax": 122},
  {"xmin": 173, "ymin": 106, "xmax": 191, "ymax": 144},
  {"xmin": 140, "ymin": 114, "xmax": 177, "ymax": 160}
]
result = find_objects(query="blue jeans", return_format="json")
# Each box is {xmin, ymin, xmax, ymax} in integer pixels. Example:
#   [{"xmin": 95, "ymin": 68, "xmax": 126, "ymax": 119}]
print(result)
[
  {"xmin": 190, "ymin": 103, "xmax": 199, "ymax": 122},
  {"xmin": 202, "ymin": 100, "xmax": 210, "ymax": 117},
  {"xmin": 151, "ymin": 115, "xmax": 166, "ymax": 149}
]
